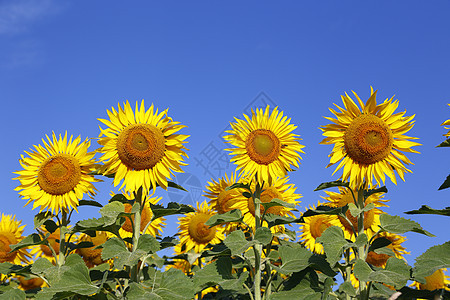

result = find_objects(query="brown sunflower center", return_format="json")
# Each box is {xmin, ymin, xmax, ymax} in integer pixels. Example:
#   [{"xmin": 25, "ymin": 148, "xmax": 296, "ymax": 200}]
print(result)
[
  {"xmin": 0, "ymin": 233, "xmax": 18, "ymax": 263},
  {"xmin": 121, "ymin": 203, "xmax": 153, "ymax": 233},
  {"xmin": 309, "ymin": 216, "xmax": 332, "ymax": 239},
  {"xmin": 344, "ymin": 114, "xmax": 393, "ymax": 165},
  {"xmin": 245, "ymin": 129, "xmax": 281, "ymax": 165},
  {"xmin": 37, "ymin": 155, "xmax": 82, "ymax": 195},
  {"xmin": 216, "ymin": 190, "xmax": 236, "ymax": 214},
  {"xmin": 188, "ymin": 214, "xmax": 216, "ymax": 244},
  {"xmin": 248, "ymin": 187, "xmax": 284, "ymax": 216},
  {"xmin": 116, "ymin": 124, "xmax": 166, "ymax": 170}
]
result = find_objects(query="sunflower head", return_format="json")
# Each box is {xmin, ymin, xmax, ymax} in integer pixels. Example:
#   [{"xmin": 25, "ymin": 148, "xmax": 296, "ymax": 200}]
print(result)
[
  {"xmin": 14, "ymin": 132, "xmax": 99, "ymax": 213},
  {"xmin": 365, "ymin": 232, "xmax": 409, "ymax": 267},
  {"xmin": 97, "ymin": 100, "xmax": 188, "ymax": 195},
  {"xmin": 17, "ymin": 275, "xmax": 46, "ymax": 291},
  {"xmin": 320, "ymin": 88, "xmax": 420, "ymax": 188},
  {"xmin": 176, "ymin": 201, "xmax": 225, "ymax": 254},
  {"xmin": 224, "ymin": 105, "xmax": 304, "ymax": 185},
  {"xmin": 77, "ymin": 231, "xmax": 109, "ymax": 268},
  {"xmin": 0, "ymin": 214, "xmax": 30, "ymax": 265},
  {"xmin": 411, "ymin": 268, "xmax": 450, "ymax": 291}
]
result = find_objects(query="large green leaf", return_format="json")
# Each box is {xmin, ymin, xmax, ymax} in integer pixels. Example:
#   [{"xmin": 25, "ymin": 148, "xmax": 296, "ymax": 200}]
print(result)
[
  {"xmin": 223, "ymin": 230, "xmax": 254, "ymax": 256},
  {"xmin": 101, "ymin": 236, "xmax": 152, "ymax": 269},
  {"xmin": 78, "ymin": 200, "xmax": 103, "ymax": 208},
  {"xmin": 277, "ymin": 243, "xmax": 313, "ymax": 274},
  {"xmin": 379, "ymin": 214, "xmax": 435, "ymax": 237},
  {"xmin": 353, "ymin": 259, "xmax": 372, "ymax": 282},
  {"xmin": 314, "ymin": 180, "xmax": 349, "ymax": 191},
  {"xmin": 363, "ymin": 186, "xmax": 387, "ymax": 198},
  {"xmin": 405, "ymin": 205, "xmax": 450, "ymax": 216},
  {"xmin": 204, "ymin": 209, "xmax": 243, "ymax": 227},
  {"xmin": 0, "ymin": 289, "xmax": 26, "ymax": 300},
  {"xmin": 413, "ymin": 241, "xmax": 450, "ymax": 283},
  {"xmin": 270, "ymin": 270, "xmax": 322, "ymax": 300},
  {"xmin": 9, "ymin": 233, "xmax": 47, "ymax": 252},
  {"xmin": 254, "ymin": 227, "xmax": 273, "ymax": 245},
  {"xmin": 301, "ymin": 205, "xmax": 348, "ymax": 220},
  {"xmin": 149, "ymin": 202, "xmax": 195, "ymax": 220},
  {"xmin": 367, "ymin": 257, "xmax": 410, "ymax": 288},
  {"xmin": 316, "ymin": 226, "xmax": 350, "ymax": 266}
]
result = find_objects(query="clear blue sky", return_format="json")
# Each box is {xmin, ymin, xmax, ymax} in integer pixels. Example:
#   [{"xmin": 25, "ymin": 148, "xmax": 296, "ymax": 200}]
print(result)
[{"xmin": 1, "ymin": 0, "xmax": 449, "ymax": 267}]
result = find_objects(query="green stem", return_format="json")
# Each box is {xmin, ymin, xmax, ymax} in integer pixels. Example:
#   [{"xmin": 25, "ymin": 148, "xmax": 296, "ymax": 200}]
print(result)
[
  {"xmin": 130, "ymin": 187, "xmax": 143, "ymax": 282},
  {"xmin": 253, "ymin": 181, "xmax": 263, "ymax": 300},
  {"xmin": 356, "ymin": 187, "xmax": 369, "ymax": 300},
  {"xmin": 58, "ymin": 211, "xmax": 68, "ymax": 267}
]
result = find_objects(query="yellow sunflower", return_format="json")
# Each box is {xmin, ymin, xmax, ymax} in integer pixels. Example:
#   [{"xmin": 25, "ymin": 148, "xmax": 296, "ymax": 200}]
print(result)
[
  {"xmin": 411, "ymin": 268, "xmax": 450, "ymax": 291},
  {"xmin": 224, "ymin": 105, "xmax": 304, "ymax": 185},
  {"xmin": 31, "ymin": 226, "xmax": 67, "ymax": 262},
  {"xmin": 298, "ymin": 202, "xmax": 340, "ymax": 254},
  {"xmin": 0, "ymin": 214, "xmax": 31, "ymax": 267},
  {"xmin": 322, "ymin": 187, "xmax": 388, "ymax": 238},
  {"xmin": 14, "ymin": 132, "xmax": 99, "ymax": 213},
  {"xmin": 17, "ymin": 274, "xmax": 46, "ymax": 291},
  {"xmin": 442, "ymin": 104, "xmax": 450, "ymax": 137},
  {"xmin": 176, "ymin": 201, "xmax": 225, "ymax": 253},
  {"xmin": 97, "ymin": 100, "xmax": 189, "ymax": 195},
  {"xmin": 230, "ymin": 176, "xmax": 301, "ymax": 234},
  {"xmin": 320, "ymin": 87, "xmax": 420, "ymax": 189},
  {"xmin": 203, "ymin": 172, "xmax": 249, "ymax": 233},
  {"xmin": 77, "ymin": 231, "xmax": 109, "ymax": 268},
  {"xmin": 111, "ymin": 191, "xmax": 166, "ymax": 239},
  {"xmin": 365, "ymin": 232, "xmax": 409, "ymax": 268}
]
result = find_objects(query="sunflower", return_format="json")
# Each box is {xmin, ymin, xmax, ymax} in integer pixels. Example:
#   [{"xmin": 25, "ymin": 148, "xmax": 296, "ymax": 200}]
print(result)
[
  {"xmin": 176, "ymin": 201, "xmax": 225, "ymax": 253},
  {"xmin": 14, "ymin": 132, "xmax": 99, "ymax": 213},
  {"xmin": 230, "ymin": 176, "xmax": 301, "ymax": 233},
  {"xmin": 411, "ymin": 268, "xmax": 450, "ymax": 291},
  {"xmin": 442, "ymin": 104, "xmax": 450, "ymax": 137},
  {"xmin": 77, "ymin": 231, "xmax": 109, "ymax": 268},
  {"xmin": 203, "ymin": 172, "xmax": 249, "ymax": 233},
  {"xmin": 322, "ymin": 187, "xmax": 388, "ymax": 238},
  {"xmin": 31, "ymin": 226, "xmax": 68, "ymax": 262},
  {"xmin": 0, "ymin": 214, "xmax": 31, "ymax": 267},
  {"xmin": 111, "ymin": 191, "xmax": 166, "ymax": 239},
  {"xmin": 97, "ymin": 100, "xmax": 188, "ymax": 195},
  {"xmin": 320, "ymin": 88, "xmax": 420, "ymax": 189},
  {"xmin": 365, "ymin": 232, "xmax": 409, "ymax": 267},
  {"xmin": 224, "ymin": 105, "xmax": 304, "ymax": 185},
  {"xmin": 17, "ymin": 274, "xmax": 46, "ymax": 291},
  {"xmin": 298, "ymin": 202, "xmax": 340, "ymax": 254}
]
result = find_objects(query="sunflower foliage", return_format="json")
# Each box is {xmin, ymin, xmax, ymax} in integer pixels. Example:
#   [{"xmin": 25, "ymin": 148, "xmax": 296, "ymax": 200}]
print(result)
[{"xmin": 1, "ymin": 95, "xmax": 449, "ymax": 300}]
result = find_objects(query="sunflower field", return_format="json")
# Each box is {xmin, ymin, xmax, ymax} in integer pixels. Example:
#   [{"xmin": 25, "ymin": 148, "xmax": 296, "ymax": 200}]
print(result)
[{"xmin": 1, "ymin": 89, "xmax": 449, "ymax": 300}]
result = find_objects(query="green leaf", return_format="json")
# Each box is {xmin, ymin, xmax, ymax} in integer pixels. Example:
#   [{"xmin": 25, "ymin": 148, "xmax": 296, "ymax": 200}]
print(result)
[
  {"xmin": 78, "ymin": 200, "xmax": 103, "ymax": 208},
  {"xmin": 301, "ymin": 205, "xmax": 348, "ymax": 219},
  {"xmin": 436, "ymin": 138, "xmax": 450, "ymax": 147},
  {"xmin": 348, "ymin": 203, "xmax": 375, "ymax": 218},
  {"xmin": 379, "ymin": 214, "xmax": 435, "ymax": 237},
  {"xmin": 168, "ymin": 181, "xmax": 188, "ymax": 192},
  {"xmin": 364, "ymin": 186, "xmax": 388, "ymax": 198},
  {"xmin": 271, "ymin": 269, "xmax": 322, "ymax": 300},
  {"xmin": 158, "ymin": 236, "xmax": 178, "ymax": 250},
  {"xmin": 316, "ymin": 226, "xmax": 350, "ymax": 266},
  {"xmin": 137, "ymin": 234, "xmax": 161, "ymax": 254},
  {"xmin": 225, "ymin": 182, "xmax": 251, "ymax": 191},
  {"xmin": 322, "ymin": 277, "xmax": 335, "ymax": 300},
  {"xmin": 43, "ymin": 219, "xmax": 58, "ymax": 234},
  {"xmin": 368, "ymin": 237, "xmax": 392, "ymax": 253},
  {"xmin": 254, "ymin": 227, "xmax": 273, "ymax": 245},
  {"xmin": 265, "ymin": 214, "xmax": 302, "ymax": 228},
  {"xmin": 368, "ymin": 257, "xmax": 410, "ymax": 288},
  {"xmin": 34, "ymin": 211, "xmax": 54, "ymax": 229},
  {"xmin": 338, "ymin": 281, "xmax": 357, "ymax": 297},
  {"xmin": 149, "ymin": 202, "xmax": 195, "ymax": 221},
  {"xmin": 277, "ymin": 243, "xmax": 313, "ymax": 274},
  {"xmin": 314, "ymin": 180, "xmax": 349, "ymax": 191},
  {"xmin": 99, "ymin": 201, "xmax": 126, "ymax": 226},
  {"xmin": 405, "ymin": 205, "xmax": 450, "ymax": 216},
  {"xmin": 109, "ymin": 193, "xmax": 129, "ymax": 204},
  {"xmin": 439, "ymin": 174, "xmax": 450, "ymax": 190},
  {"xmin": 413, "ymin": 241, "xmax": 450, "ymax": 283},
  {"xmin": 223, "ymin": 230, "xmax": 253, "ymax": 256},
  {"xmin": 353, "ymin": 259, "xmax": 372, "ymax": 282},
  {"xmin": 0, "ymin": 263, "xmax": 31, "ymax": 277},
  {"xmin": 0, "ymin": 289, "xmax": 26, "ymax": 300},
  {"xmin": 260, "ymin": 198, "xmax": 296, "ymax": 210},
  {"xmin": 9, "ymin": 233, "xmax": 46, "ymax": 252},
  {"xmin": 242, "ymin": 191, "xmax": 252, "ymax": 198},
  {"xmin": 204, "ymin": 209, "xmax": 243, "ymax": 227}
]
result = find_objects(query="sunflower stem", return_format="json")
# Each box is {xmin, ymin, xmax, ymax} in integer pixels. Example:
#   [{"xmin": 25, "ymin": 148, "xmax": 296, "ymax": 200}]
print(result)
[
  {"xmin": 58, "ymin": 210, "xmax": 68, "ymax": 267},
  {"xmin": 356, "ymin": 187, "xmax": 369, "ymax": 300},
  {"xmin": 253, "ymin": 181, "xmax": 263, "ymax": 300},
  {"xmin": 130, "ymin": 187, "xmax": 143, "ymax": 282}
]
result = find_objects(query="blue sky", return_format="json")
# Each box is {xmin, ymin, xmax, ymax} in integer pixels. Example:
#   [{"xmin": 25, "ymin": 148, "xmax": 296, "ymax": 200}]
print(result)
[{"xmin": 1, "ymin": 0, "xmax": 449, "ymax": 267}]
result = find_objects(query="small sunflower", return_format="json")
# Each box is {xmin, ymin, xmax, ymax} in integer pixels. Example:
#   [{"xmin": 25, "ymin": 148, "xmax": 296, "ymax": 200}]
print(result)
[
  {"xmin": 224, "ymin": 105, "xmax": 304, "ymax": 185},
  {"xmin": 411, "ymin": 268, "xmax": 450, "ymax": 291},
  {"xmin": 77, "ymin": 231, "xmax": 109, "ymax": 268},
  {"xmin": 14, "ymin": 132, "xmax": 99, "ymax": 213},
  {"xmin": 230, "ymin": 176, "xmax": 301, "ymax": 233},
  {"xmin": 442, "ymin": 104, "xmax": 450, "ymax": 137},
  {"xmin": 365, "ymin": 232, "xmax": 409, "ymax": 267},
  {"xmin": 203, "ymin": 172, "xmax": 248, "ymax": 233},
  {"xmin": 320, "ymin": 88, "xmax": 420, "ymax": 188},
  {"xmin": 322, "ymin": 187, "xmax": 388, "ymax": 238},
  {"xmin": 176, "ymin": 201, "xmax": 225, "ymax": 253},
  {"xmin": 97, "ymin": 100, "xmax": 188, "ymax": 194},
  {"xmin": 0, "ymin": 214, "xmax": 31, "ymax": 266},
  {"xmin": 298, "ymin": 202, "xmax": 339, "ymax": 254}
]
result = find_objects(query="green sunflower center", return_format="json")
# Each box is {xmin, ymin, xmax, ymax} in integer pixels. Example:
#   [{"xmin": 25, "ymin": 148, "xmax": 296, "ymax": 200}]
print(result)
[
  {"xmin": 0, "ymin": 233, "xmax": 18, "ymax": 263},
  {"xmin": 37, "ymin": 155, "xmax": 82, "ymax": 195},
  {"xmin": 188, "ymin": 214, "xmax": 216, "ymax": 244},
  {"xmin": 117, "ymin": 124, "xmax": 166, "ymax": 170},
  {"xmin": 344, "ymin": 114, "xmax": 393, "ymax": 165},
  {"xmin": 246, "ymin": 129, "xmax": 281, "ymax": 165}
]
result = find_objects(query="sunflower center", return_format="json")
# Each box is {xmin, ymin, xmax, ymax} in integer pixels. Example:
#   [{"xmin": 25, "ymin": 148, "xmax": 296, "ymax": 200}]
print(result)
[
  {"xmin": 78, "ymin": 232, "xmax": 107, "ymax": 267},
  {"xmin": 117, "ymin": 124, "xmax": 166, "ymax": 170},
  {"xmin": 37, "ymin": 155, "xmax": 82, "ymax": 195},
  {"xmin": 309, "ymin": 216, "xmax": 331, "ymax": 239},
  {"xmin": 19, "ymin": 276, "xmax": 45, "ymax": 290},
  {"xmin": 245, "ymin": 129, "xmax": 281, "ymax": 165},
  {"xmin": 248, "ymin": 187, "xmax": 284, "ymax": 216},
  {"xmin": 0, "ymin": 233, "xmax": 18, "ymax": 263},
  {"xmin": 188, "ymin": 214, "xmax": 216, "ymax": 244},
  {"xmin": 344, "ymin": 114, "xmax": 393, "ymax": 165},
  {"xmin": 216, "ymin": 190, "xmax": 235, "ymax": 214},
  {"xmin": 122, "ymin": 203, "xmax": 153, "ymax": 233}
]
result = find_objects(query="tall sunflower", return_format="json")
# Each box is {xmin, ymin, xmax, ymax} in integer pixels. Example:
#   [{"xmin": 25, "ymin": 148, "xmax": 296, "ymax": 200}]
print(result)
[
  {"xmin": 442, "ymin": 104, "xmax": 450, "ymax": 137},
  {"xmin": 320, "ymin": 88, "xmax": 420, "ymax": 189},
  {"xmin": 298, "ymin": 202, "xmax": 339, "ymax": 254},
  {"xmin": 230, "ymin": 176, "xmax": 301, "ymax": 234},
  {"xmin": 14, "ymin": 132, "xmax": 99, "ymax": 213},
  {"xmin": 203, "ymin": 172, "xmax": 248, "ymax": 233},
  {"xmin": 322, "ymin": 187, "xmax": 388, "ymax": 238},
  {"xmin": 224, "ymin": 105, "xmax": 304, "ymax": 185},
  {"xmin": 0, "ymin": 214, "xmax": 31, "ymax": 266},
  {"xmin": 176, "ymin": 201, "xmax": 225, "ymax": 253},
  {"xmin": 97, "ymin": 100, "xmax": 188, "ymax": 194}
]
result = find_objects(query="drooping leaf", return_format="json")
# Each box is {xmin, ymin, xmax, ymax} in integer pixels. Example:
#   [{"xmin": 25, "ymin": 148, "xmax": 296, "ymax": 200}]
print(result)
[
  {"xmin": 265, "ymin": 214, "xmax": 302, "ymax": 228},
  {"xmin": 405, "ymin": 205, "xmax": 450, "ymax": 216},
  {"xmin": 368, "ymin": 237, "xmax": 392, "ymax": 253},
  {"xmin": 277, "ymin": 243, "xmax": 313, "ymax": 274},
  {"xmin": 314, "ymin": 180, "xmax": 349, "ymax": 191},
  {"xmin": 78, "ymin": 200, "xmax": 103, "ymax": 208},
  {"xmin": 413, "ymin": 241, "xmax": 450, "ymax": 283},
  {"xmin": 204, "ymin": 209, "xmax": 243, "ymax": 227},
  {"xmin": 316, "ymin": 226, "xmax": 350, "ymax": 266},
  {"xmin": 364, "ymin": 186, "xmax": 388, "ymax": 198},
  {"xmin": 0, "ymin": 263, "xmax": 32, "ymax": 277},
  {"xmin": 260, "ymin": 198, "xmax": 296, "ymax": 211},
  {"xmin": 338, "ymin": 281, "xmax": 357, "ymax": 297},
  {"xmin": 158, "ymin": 236, "xmax": 178, "ymax": 250},
  {"xmin": 379, "ymin": 214, "xmax": 435, "ymax": 237},
  {"xmin": 9, "ymin": 233, "xmax": 46, "ymax": 252},
  {"xmin": 301, "ymin": 205, "xmax": 348, "ymax": 220},
  {"xmin": 108, "ymin": 193, "xmax": 129, "ymax": 204},
  {"xmin": 168, "ymin": 181, "xmax": 187, "ymax": 192},
  {"xmin": 149, "ymin": 202, "xmax": 195, "ymax": 221}
]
